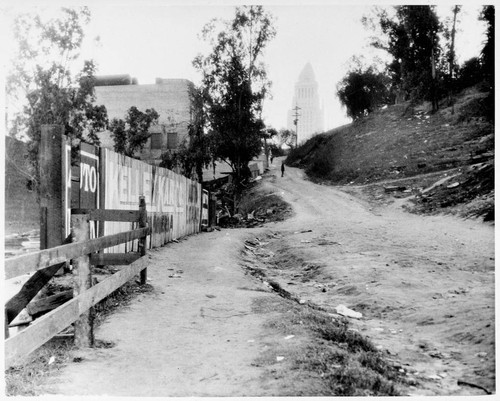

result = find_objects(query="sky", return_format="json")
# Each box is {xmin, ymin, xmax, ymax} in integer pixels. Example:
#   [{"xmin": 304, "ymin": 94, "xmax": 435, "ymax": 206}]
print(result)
[{"xmin": 1, "ymin": 1, "xmax": 489, "ymax": 132}]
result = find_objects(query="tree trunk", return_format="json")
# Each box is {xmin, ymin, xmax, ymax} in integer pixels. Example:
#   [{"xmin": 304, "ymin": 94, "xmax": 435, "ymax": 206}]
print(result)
[
  {"xmin": 431, "ymin": 46, "xmax": 438, "ymax": 113},
  {"xmin": 448, "ymin": 5, "xmax": 459, "ymax": 115}
]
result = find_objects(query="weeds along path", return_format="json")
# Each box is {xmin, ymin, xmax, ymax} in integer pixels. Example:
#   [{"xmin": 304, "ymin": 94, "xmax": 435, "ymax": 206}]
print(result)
[{"xmin": 262, "ymin": 160, "xmax": 495, "ymax": 396}]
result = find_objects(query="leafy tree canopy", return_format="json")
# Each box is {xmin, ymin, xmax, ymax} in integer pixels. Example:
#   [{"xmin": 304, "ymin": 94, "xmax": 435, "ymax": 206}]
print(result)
[
  {"xmin": 7, "ymin": 7, "xmax": 108, "ymax": 190},
  {"xmin": 193, "ymin": 5, "xmax": 276, "ymax": 187},
  {"xmin": 278, "ymin": 128, "xmax": 297, "ymax": 149},
  {"xmin": 479, "ymin": 6, "xmax": 494, "ymax": 89},
  {"xmin": 364, "ymin": 5, "xmax": 441, "ymax": 103},
  {"xmin": 109, "ymin": 107, "xmax": 159, "ymax": 158},
  {"xmin": 337, "ymin": 67, "xmax": 392, "ymax": 120},
  {"xmin": 160, "ymin": 86, "xmax": 211, "ymax": 182}
]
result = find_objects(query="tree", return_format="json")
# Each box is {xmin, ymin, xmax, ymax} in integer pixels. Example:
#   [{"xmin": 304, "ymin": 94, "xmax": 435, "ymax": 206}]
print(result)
[
  {"xmin": 7, "ymin": 7, "xmax": 108, "ymax": 191},
  {"xmin": 446, "ymin": 6, "xmax": 461, "ymax": 84},
  {"xmin": 186, "ymin": 85, "xmax": 212, "ymax": 182},
  {"xmin": 479, "ymin": 6, "xmax": 494, "ymax": 90},
  {"xmin": 365, "ymin": 6, "xmax": 442, "ymax": 109},
  {"xmin": 109, "ymin": 107, "xmax": 159, "ymax": 158},
  {"xmin": 337, "ymin": 67, "xmax": 392, "ymax": 119},
  {"xmin": 456, "ymin": 57, "xmax": 483, "ymax": 90},
  {"xmin": 479, "ymin": 5, "xmax": 494, "ymax": 121},
  {"xmin": 262, "ymin": 127, "xmax": 277, "ymax": 164},
  {"xmin": 193, "ymin": 5, "xmax": 276, "ymax": 189},
  {"xmin": 277, "ymin": 128, "xmax": 296, "ymax": 149},
  {"xmin": 268, "ymin": 143, "xmax": 286, "ymax": 158},
  {"xmin": 159, "ymin": 86, "xmax": 211, "ymax": 182},
  {"xmin": 438, "ymin": 5, "xmax": 462, "ymax": 113}
]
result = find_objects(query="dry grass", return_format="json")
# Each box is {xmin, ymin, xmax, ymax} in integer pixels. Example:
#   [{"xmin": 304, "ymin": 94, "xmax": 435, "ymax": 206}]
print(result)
[
  {"xmin": 252, "ymin": 295, "xmax": 405, "ymax": 396},
  {"xmin": 5, "ymin": 338, "xmax": 76, "ymax": 396}
]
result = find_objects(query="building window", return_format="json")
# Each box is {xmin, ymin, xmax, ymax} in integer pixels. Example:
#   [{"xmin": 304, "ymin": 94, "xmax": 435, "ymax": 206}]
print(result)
[
  {"xmin": 150, "ymin": 132, "xmax": 163, "ymax": 150},
  {"xmin": 167, "ymin": 132, "xmax": 178, "ymax": 150}
]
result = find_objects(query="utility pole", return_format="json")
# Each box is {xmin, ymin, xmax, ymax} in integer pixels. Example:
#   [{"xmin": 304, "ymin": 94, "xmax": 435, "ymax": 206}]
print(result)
[{"xmin": 292, "ymin": 104, "xmax": 301, "ymax": 148}]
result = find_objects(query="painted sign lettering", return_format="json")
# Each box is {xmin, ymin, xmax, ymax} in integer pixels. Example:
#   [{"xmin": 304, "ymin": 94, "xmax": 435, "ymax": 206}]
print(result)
[{"xmin": 80, "ymin": 162, "xmax": 97, "ymax": 193}]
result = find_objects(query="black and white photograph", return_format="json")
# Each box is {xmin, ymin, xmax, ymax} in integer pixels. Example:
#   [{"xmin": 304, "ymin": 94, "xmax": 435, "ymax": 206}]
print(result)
[{"xmin": 2, "ymin": 0, "xmax": 495, "ymax": 397}]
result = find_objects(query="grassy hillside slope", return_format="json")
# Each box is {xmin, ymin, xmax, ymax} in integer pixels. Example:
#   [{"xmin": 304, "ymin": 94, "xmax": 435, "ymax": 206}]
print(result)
[{"xmin": 286, "ymin": 86, "xmax": 494, "ymax": 220}]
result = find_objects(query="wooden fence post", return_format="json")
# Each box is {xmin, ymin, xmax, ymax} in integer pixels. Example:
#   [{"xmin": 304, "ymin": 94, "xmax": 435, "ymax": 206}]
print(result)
[
  {"xmin": 138, "ymin": 196, "xmax": 148, "ymax": 285},
  {"xmin": 5, "ymin": 310, "xmax": 9, "ymax": 339},
  {"xmin": 209, "ymin": 193, "xmax": 217, "ymax": 227},
  {"xmin": 39, "ymin": 124, "xmax": 66, "ymax": 250},
  {"xmin": 71, "ymin": 214, "xmax": 94, "ymax": 347}
]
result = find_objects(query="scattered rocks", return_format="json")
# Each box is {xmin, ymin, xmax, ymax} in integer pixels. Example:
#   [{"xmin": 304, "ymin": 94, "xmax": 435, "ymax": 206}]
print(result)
[
  {"xmin": 429, "ymin": 351, "xmax": 443, "ymax": 359},
  {"xmin": 317, "ymin": 239, "xmax": 341, "ymax": 246}
]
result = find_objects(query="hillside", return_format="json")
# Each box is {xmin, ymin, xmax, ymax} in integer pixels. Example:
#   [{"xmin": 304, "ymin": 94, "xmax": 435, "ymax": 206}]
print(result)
[{"xmin": 286, "ymin": 86, "xmax": 494, "ymax": 221}]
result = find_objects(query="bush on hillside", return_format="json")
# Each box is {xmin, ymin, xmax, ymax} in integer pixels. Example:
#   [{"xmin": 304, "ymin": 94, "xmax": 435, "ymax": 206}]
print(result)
[
  {"xmin": 286, "ymin": 133, "xmax": 329, "ymax": 167},
  {"xmin": 456, "ymin": 58, "xmax": 483, "ymax": 91},
  {"xmin": 337, "ymin": 68, "xmax": 393, "ymax": 120},
  {"xmin": 269, "ymin": 143, "xmax": 286, "ymax": 158},
  {"xmin": 455, "ymin": 94, "xmax": 494, "ymax": 123},
  {"xmin": 305, "ymin": 147, "xmax": 334, "ymax": 179}
]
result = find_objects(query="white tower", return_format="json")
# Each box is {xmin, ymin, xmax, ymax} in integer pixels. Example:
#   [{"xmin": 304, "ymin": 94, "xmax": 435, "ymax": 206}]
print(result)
[{"xmin": 287, "ymin": 63, "xmax": 323, "ymax": 144}]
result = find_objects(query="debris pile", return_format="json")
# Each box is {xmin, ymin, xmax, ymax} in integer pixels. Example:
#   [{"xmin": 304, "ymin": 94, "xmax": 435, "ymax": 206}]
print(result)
[
  {"xmin": 408, "ymin": 161, "xmax": 494, "ymax": 220},
  {"xmin": 5, "ymin": 230, "xmax": 40, "ymax": 258},
  {"xmin": 210, "ymin": 178, "xmax": 292, "ymax": 228}
]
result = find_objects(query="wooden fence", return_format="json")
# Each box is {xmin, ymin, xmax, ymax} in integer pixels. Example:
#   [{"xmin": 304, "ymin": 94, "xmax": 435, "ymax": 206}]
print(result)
[
  {"xmin": 4, "ymin": 125, "xmax": 203, "ymax": 367},
  {"xmin": 101, "ymin": 148, "xmax": 201, "ymax": 252},
  {"xmin": 37, "ymin": 125, "xmax": 202, "ymax": 251},
  {"xmin": 5, "ymin": 198, "xmax": 150, "ymax": 368}
]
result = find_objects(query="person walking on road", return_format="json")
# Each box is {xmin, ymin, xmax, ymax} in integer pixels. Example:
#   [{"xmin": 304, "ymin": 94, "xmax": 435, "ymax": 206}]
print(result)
[{"xmin": 281, "ymin": 162, "xmax": 285, "ymax": 177}]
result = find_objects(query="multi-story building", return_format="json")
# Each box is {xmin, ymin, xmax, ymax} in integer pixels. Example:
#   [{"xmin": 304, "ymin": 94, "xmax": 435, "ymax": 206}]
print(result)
[
  {"xmin": 94, "ymin": 75, "xmax": 194, "ymax": 165},
  {"xmin": 287, "ymin": 63, "xmax": 323, "ymax": 144}
]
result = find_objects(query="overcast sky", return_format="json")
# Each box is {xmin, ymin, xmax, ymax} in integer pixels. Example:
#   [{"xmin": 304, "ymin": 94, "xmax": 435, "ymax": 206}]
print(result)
[{"xmin": 1, "ymin": 1, "xmax": 488, "ymax": 131}]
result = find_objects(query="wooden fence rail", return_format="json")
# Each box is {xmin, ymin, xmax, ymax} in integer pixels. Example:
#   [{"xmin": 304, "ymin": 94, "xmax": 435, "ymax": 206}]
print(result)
[
  {"xmin": 5, "ymin": 228, "xmax": 150, "ymax": 280},
  {"xmin": 5, "ymin": 257, "xmax": 148, "ymax": 367},
  {"xmin": 4, "ymin": 197, "xmax": 150, "ymax": 368}
]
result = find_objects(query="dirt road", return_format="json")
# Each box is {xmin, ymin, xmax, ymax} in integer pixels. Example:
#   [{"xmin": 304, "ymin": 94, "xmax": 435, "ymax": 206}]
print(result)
[
  {"xmin": 46, "ymin": 161, "xmax": 494, "ymax": 396},
  {"xmin": 261, "ymin": 161, "xmax": 495, "ymax": 395},
  {"xmin": 45, "ymin": 228, "xmax": 296, "ymax": 396}
]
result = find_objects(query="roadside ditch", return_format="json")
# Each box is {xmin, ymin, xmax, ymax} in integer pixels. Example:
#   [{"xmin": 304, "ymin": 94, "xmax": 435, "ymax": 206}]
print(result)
[{"xmin": 240, "ymin": 232, "xmax": 411, "ymax": 396}]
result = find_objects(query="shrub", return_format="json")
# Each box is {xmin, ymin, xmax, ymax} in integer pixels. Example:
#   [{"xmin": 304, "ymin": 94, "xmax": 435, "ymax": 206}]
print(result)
[{"xmin": 305, "ymin": 148, "xmax": 334, "ymax": 180}]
